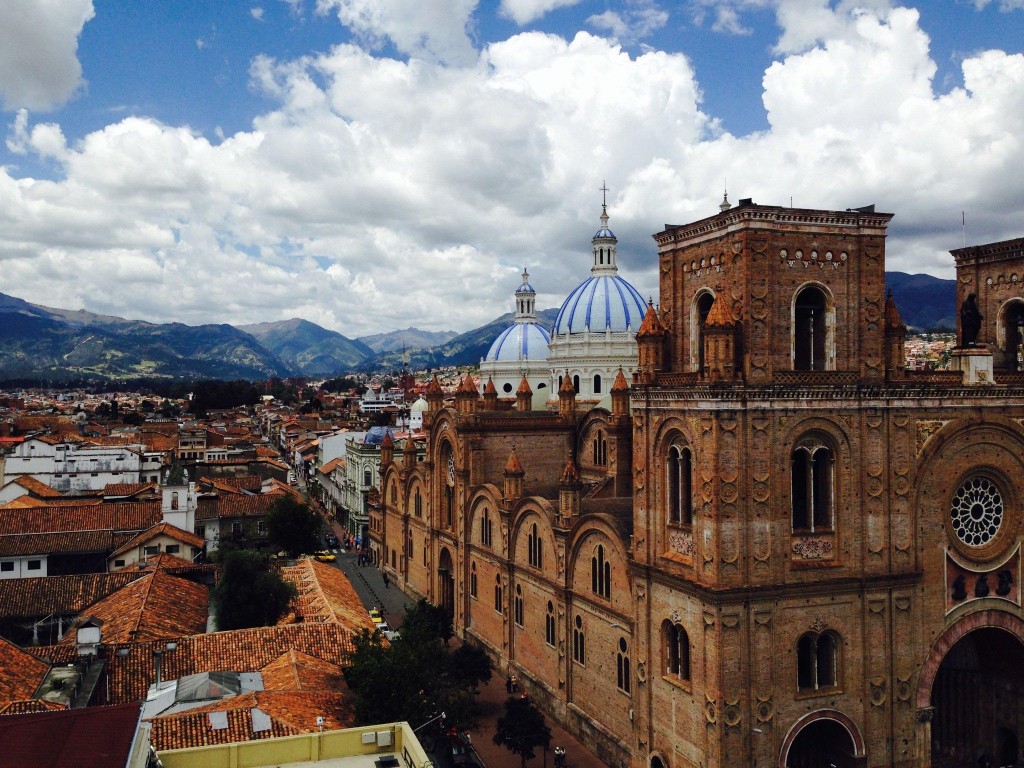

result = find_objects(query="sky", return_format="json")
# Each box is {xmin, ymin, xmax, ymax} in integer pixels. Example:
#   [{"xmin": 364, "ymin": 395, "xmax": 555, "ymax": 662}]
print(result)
[{"xmin": 1, "ymin": 1, "xmax": 1023, "ymax": 338}]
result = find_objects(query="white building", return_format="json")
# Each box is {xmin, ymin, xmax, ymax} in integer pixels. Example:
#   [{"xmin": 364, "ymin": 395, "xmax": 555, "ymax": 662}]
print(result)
[
  {"xmin": 4, "ymin": 436, "xmax": 143, "ymax": 493},
  {"xmin": 546, "ymin": 200, "xmax": 647, "ymax": 403},
  {"xmin": 479, "ymin": 268, "xmax": 552, "ymax": 405}
]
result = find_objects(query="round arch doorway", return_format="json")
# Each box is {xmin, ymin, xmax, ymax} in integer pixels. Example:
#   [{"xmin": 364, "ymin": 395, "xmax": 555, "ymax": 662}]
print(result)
[
  {"xmin": 437, "ymin": 547, "xmax": 455, "ymax": 617},
  {"xmin": 929, "ymin": 626, "xmax": 1024, "ymax": 766},
  {"xmin": 781, "ymin": 711, "xmax": 865, "ymax": 768}
]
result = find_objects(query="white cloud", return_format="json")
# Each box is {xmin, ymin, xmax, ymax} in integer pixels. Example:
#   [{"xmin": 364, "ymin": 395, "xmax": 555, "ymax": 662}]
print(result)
[
  {"xmin": 315, "ymin": 0, "xmax": 480, "ymax": 65},
  {"xmin": 499, "ymin": 0, "xmax": 584, "ymax": 25},
  {"xmin": 251, "ymin": 7, "xmax": 265, "ymax": 20},
  {"xmin": 972, "ymin": 0, "xmax": 1024, "ymax": 9},
  {"xmin": 587, "ymin": 1, "xmax": 669, "ymax": 42},
  {"xmin": 0, "ymin": 4, "xmax": 1023, "ymax": 337},
  {"xmin": 0, "ymin": 0, "xmax": 94, "ymax": 111}
]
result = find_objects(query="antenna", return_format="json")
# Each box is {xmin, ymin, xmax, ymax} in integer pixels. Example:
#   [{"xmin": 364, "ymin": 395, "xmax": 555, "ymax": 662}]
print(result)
[{"xmin": 962, "ymin": 211, "xmax": 966, "ymax": 248}]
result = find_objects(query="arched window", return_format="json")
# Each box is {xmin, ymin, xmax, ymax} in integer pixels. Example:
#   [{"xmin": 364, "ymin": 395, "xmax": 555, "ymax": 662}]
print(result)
[
  {"xmin": 514, "ymin": 585, "xmax": 524, "ymax": 627},
  {"xmin": 593, "ymin": 433, "xmax": 608, "ymax": 466},
  {"xmin": 444, "ymin": 486, "xmax": 454, "ymax": 528},
  {"xmin": 693, "ymin": 292, "xmax": 715, "ymax": 372},
  {"xmin": 797, "ymin": 631, "xmax": 840, "ymax": 691},
  {"xmin": 494, "ymin": 575, "xmax": 503, "ymax": 613},
  {"xmin": 663, "ymin": 621, "xmax": 690, "ymax": 681},
  {"xmin": 545, "ymin": 601, "xmax": 555, "ymax": 646},
  {"xmin": 572, "ymin": 614, "xmax": 586, "ymax": 665},
  {"xmin": 414, "ymin": 489, "xmax": 422, "ymax": 517},
  {"xmin": 406, "ymin": 530, "xmax": 413, "ymax": 559},
  {"xmin": 591, "ymin": 544, "xmax": 611, "ymax": 599},
  {"xmin": 1000, "ymin": 300, "xmax": 1024, "ymax": 371},
  {"xmin": 390, "ymin": 482, "xmax": 398, "ymax": 505},
  {"xmin": 794, "ymin": 286, "xmax": 830, "ymax": 370},
  {"xmin": 593, "ymin": 374, "xmax": 602, "ymax": 394},
  {"xmin": 617, "ymin": 637, "xmax": 631, "ymax": 694},
  {"xmin": 481, "ymin": 511, "xmax": 492, "ymax": 547},
  {"xmin": 364, "ymin": 468, "xmax": 373, "ymax": 487},
  {"xmin": 470, "ymin": 561, "xmax": 477, "ymax": 599},
  {"xmin": 170, "ymin": 492, "xmax": 179, "ymax": 510},
  {"xmin": 527, "ymin": 523, "xmax": 542, "ymax": 568},
  {"xmin": 667, "ymin": 444, "xmax": 693, "ymax": 526},
  {"xmin": 573, "ymin": 374, "xmax": 580, "ymax": 393},
  {"xmin": 791, "ymin": 441, "xmax": 834, "ymax": 531}
]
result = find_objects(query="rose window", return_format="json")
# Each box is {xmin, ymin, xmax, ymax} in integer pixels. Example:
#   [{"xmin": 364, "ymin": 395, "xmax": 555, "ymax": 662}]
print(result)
[{"xmin": 950, "ymin": 477, "xmax": 1004, "ymax": 547}]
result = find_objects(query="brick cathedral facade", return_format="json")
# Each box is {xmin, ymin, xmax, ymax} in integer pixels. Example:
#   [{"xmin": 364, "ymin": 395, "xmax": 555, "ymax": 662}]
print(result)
[{"xmin": 374, "ymin": 203, "xmax": 1024, "ymax": 768}]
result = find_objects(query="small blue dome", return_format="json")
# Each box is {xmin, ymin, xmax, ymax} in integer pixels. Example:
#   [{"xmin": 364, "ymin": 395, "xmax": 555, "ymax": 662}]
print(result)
[
  {"xmin": 594, "ymin": 225, "xmax": 615, "ymax": 239},
  {"xmin": 553, "ymin": 274, "xmax": 646, "ymax": 335},
  {"xmin": 485, "ymin": 322, "xmax": 551, "ymax": 362},
  {"xmin": 516, "ymin": 282, "xmax": 536, "ymax": 294}
]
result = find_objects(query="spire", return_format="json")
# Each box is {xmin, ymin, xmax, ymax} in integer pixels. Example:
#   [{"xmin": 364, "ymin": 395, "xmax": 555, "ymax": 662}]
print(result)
[
  {"xmin": 484, "ymin": 376, "xmax": 497, "ymax": 395},
  {"xmin": 885, "ymin": 290, "xmax": 907, "ymax": 332},
  {"xmin": 719, "ymin": 184, "xmax": 731, "ymax": 212},
  {"xmin": 505, "ymin": 446, "xmax": 524, "ymax": 476},
  {"xmin": 703, "ymin": 295, "xmax": 736, "ymax": 327},
  {"xmin": 636, "ymin": 298, "xmax": 667, "ymax": 337},
  {"xmin": 592, "ymin": 183, "xmax": 618, "ymax": 275},
  {"xmin": 515, "ymin": 375, "xmax": 533, "ymax": 412}
]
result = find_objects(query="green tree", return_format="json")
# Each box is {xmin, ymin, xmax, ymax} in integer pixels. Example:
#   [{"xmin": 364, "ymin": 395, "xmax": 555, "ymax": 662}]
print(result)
[
  {"xmin": 212, "ymin": 549, "xmax": 296, "ymax": 630},
  {"xmin": 493, "ymin": 696, "xmax": 552, "ymax": 767},
  {"xmin": 265, "ymin": 496, "xmax": 323, "ymax": 557},
  {"xmin": 448, "ymin": 643, "xmax": 493, "ymax": 689},
  {"xmin": 400, "ymin": 598, "xmax": 454, "ymax": 646}
]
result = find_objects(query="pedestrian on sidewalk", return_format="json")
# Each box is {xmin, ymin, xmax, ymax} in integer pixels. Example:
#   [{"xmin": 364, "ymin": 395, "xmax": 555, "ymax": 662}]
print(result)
[{"xmin": 383, "ymin": 572, "xmax": 390, "ymax": 588}]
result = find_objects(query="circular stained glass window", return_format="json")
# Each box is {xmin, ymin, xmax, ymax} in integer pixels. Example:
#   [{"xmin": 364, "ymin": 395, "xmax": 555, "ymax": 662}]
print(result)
[{"xmin": 950, "ymin": 476, "xmax": 1004, "ymax": 547}]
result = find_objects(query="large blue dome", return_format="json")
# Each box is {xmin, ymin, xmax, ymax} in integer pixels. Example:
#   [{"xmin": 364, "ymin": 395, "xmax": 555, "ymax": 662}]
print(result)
[
  {"xmin": 485, "ymin": 322, "xmax": 551, "ymax": 362},
  {"xmin": 553, "ymin": 274, "xmax": 647, "ymax": 335}
]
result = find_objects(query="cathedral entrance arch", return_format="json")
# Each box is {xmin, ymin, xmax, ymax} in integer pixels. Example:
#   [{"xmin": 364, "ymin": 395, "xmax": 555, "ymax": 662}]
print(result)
[
  {"xmin": 780, "ymin": 710, "xmax": 865, "ymax": 768},
  {"xmin": 437, "ymin": 547, "xmax": 455, "ymax": 617},
  {"xmin": 917, "ymin": 611, "xmax": 1024, "ymax": 766}
]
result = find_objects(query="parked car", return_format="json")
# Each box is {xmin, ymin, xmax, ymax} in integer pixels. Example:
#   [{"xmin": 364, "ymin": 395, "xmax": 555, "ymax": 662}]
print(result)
[
  {"xmin": 451, "ymin": 737, "xmax": 474, "ymax": 766},
  {"xmin": 325, "ymin": 533, "xmax": 339, "ymax": 548},
  {"xmin": 314, "ymin": 550, "xmax": 336, "ymax": 562}
]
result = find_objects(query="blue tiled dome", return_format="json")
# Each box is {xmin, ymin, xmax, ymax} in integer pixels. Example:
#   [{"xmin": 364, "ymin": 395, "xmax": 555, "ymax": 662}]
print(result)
[
  {"xmin": 484, "ymin": 322, "xmax": 551, "ymax": 362},
  {"xmin": 553, "ymin": 274, "xmax": 647, "ymax": 335}
]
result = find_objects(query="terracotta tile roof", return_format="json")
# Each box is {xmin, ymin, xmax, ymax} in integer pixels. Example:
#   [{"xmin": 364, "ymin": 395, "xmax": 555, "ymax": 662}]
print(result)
[
  {"xmin": 215, "ymin": 476, "xmax": 263, "ymax": 492},
  {"xmin": 0, "ymin": 702, "xmax": 143, "ymax": 768},
  {"xmin": 0, "ymin": 501, "xmax": 161, "ymax": 535},
  {"xmin": 259, "ymin": 649, "xmax": 346, "ymax": 692},
  {"xmin": 278, "ymin": 559, "xmax": 378, "ymax": 632},
  {"xmin": 0, "ymin": 572, "xmax": 143, "ymax": 620},
  {"xmin": 255, "ymin": 446, "xmax": 279, "ymax": 458},
  {"xmin": 61, "ymin": 570, "xmax": 209, "ymax": 645},
  {"xmin": 319, "ymin": 457, "xmax": 345, "ymax": 475},
  {"xmin": 32, "ymin": 623, "xmax": 356, "ymax": 704},
  {"xmin": 102, "ymin": 482, "xmax": 157, "ymax": 498},
  {"xmin": 196, "ymin": 493, "xmax": 279, "ymax": 521},
  {"xmin": 0, "ymin": 497, "xmax": 101, "ymax": 510},
  {"xmin": 0, "ymin": 529, "xmax": 115, "ymax": 558},
  {"xmin": 0, "ymin": 699, "xmax": 66, "ymax": 716},
  {"xmin": 147, "ymin": 690, "xmax": 352, "ymax": 751},
  {"xmin": 0, "ymin": 637, "xmax": 50, "ymax": 704},
  {"xmin": 108, "ymin": 522, "xmax": 205, "ymax": 559},
  {"xmin": 10, "ymin": 476, "xmax": 63, "ymax": 499}
]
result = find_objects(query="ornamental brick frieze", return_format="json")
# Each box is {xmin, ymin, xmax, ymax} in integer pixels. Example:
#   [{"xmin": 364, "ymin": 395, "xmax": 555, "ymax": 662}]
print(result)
[
  {"xmin": 791, "ymin": 534, "xmax": 835, "ymax": 561},
  {"xmin": 704, "ymin": 695, "xmax": 717, "ymax": 724},
  {"xmin": 723, "ymin": 699, "xmax": 742, "ymax": 729},
  {"xmin": 869, "ymin": 678, "xmax": 887, "ymax": 708},
  {"xmin": 669, "ymin": 528, "xmax": 694, "ymax": 557},
  {"xmin": 915, "ymin": 419, "xmax": 949, "ymax": 455},
  {"xmin": 754, "ymin": 694, "xmax": 774, "ymax": 725},
  {"xmin": 779, "ymin": 247, "xmax": 849, "ymax": 270},
  {"xmin": 945, "ymin": 546, "xmax": 1019, "ymax": 613}
]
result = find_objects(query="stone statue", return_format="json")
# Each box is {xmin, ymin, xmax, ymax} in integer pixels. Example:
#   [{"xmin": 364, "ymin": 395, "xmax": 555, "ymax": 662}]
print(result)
[{"xmin": 960, "ymin": 293, "xmax": 982, "ymax": 347}]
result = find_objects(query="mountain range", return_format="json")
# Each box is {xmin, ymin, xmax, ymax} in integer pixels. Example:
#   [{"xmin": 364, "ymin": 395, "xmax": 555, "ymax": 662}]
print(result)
[{"xmin": 0, "ymin": 272, "xmax": 955, "ymax": 381}]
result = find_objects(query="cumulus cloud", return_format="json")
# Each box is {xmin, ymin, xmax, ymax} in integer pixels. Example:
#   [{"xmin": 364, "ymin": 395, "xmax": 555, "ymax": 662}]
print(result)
[
  {"xmin": 0, "ymin": 4, "xmax": 1023, "ymax": 335},
  {"xmin": 315, "ymin": 0, "xmax": 480, "ymax": 65},
  {"xmin": 587, "ymin": 1, "xmax": 669, "ymax": 42},
  {"xmin": 0, "ymin": 0, "xmax": 94, "ymax": 111},
  {"xmin": 251, "ymin": 7, "xmax": 265, "ymax": 20},
  {"xmin": 500, "ymin": 0, "xmax": 584, "ymax": 25}
]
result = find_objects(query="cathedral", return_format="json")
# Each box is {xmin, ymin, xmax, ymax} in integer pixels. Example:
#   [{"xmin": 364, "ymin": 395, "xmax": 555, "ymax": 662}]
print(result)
[{"xmin": 373, "ymin": 198, "xmax": 1024, "ymax": 768}]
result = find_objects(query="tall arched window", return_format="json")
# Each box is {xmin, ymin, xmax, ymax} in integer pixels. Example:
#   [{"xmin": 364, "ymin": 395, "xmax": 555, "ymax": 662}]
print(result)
[
  {"xmin": 797, "ymin": 631, "xmax": 839, "ymax": 691},
  {"xmin": 617, "ymin": 637, "xmax": 631, "ymax": 694},
  {"xmin": 527, "ymin": 523, "xmax": 542, "ymax": 568},
  {"xmin": 791, "ymin": 441, "xmax": 834, "ymax": 531},
  {"xmin": 693, "ymin": 292, "xmax": 715, "ymax": 372},
  {"xmin": 593, "ymin": 374, "xmax": 602, "ymax": 394},
  {"xmin": 481, "ymin": 511, "xmax": 492, "ymax": 547},
  {"xmin": 364, "ymin": 468, "xmax": 373, "ymax": 487},
  {"xmin": 572, "ymin": 615, "xmax": 586, "ymax": 665},
  {"xmin": 170, "ymin": 492, "xmax": 179, "ymax": 510},
  {"xmin": 406, "ymin": 530, "xmax": 413, "ymax": 559},
  {"xmin": 514, "ymin": 585, "xmax": 524, "ymax": 627},
  {"xmin": 444, "ymin": 486, "xmax": 454, "ymax": 528},
  {"xmin": 591, "ymin": 544, "xmax": 611, "ymax": 599},
  {"xmin": 794, "ymin": 286, "xmax": 829, "ymax": 370},
  {"xmin": 573, "ymin": 374, "xmax": 580, "ymax": 393},
  {"xmin": 593, "ymin": 432, "xmax": 608, "ymax": 466},
  {"xmin": 1001, "ymin": 300, "xmax": 1024, "ymax": 371},
  {"xmin": 545, "ymin": 601, "xmax": 555, "ymax": 646},
  {"xmin": 414, "ymin": 489, "xmax": 422, "ymax": 517},
  {"xmin": 663, "ymin": 621, "xmax": 690, "ymax": 681},
  {"xmin": 470, "ymin": 561, "xmax": 477, "ymax": 599},
  {"xmin": 667, "ymin": 444, "xmax": 693, "ymax": 526},
  {"xmin": 494, "ymin": 575, "xmax": 503, "ymax": 613}
]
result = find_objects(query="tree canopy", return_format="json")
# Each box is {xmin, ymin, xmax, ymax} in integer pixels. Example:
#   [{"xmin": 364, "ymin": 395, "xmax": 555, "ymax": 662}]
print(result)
[
  {"xmin": 265, "ymin": 496, "xmax": 323, "ymax": 557},
  {"xmin": 342, "ymin": 601, "xmax": 492, "ymax": 733},
  {"xmin": 212, "ymin": 549, "xmax": 296, "ymax": 630},
  {"xmin": 493, "ymin": 696, "xmax": 552, "ymax": 767}
]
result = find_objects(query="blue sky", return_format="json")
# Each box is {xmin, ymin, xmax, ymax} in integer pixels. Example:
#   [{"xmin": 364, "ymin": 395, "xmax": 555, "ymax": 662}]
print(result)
[{"xmin": 1, "ymin": 1, "xmax": 1023, "ymax": 335}]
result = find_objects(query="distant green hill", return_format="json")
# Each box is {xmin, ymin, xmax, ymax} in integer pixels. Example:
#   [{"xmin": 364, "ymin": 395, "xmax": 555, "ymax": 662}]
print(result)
[
  {"xmin": 886, "ymin": 272, "xmax": 957, "ymax": 331},
  {"xmin": 237, "ymin": 318, "xmax": 373, "ymax": 376}
]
